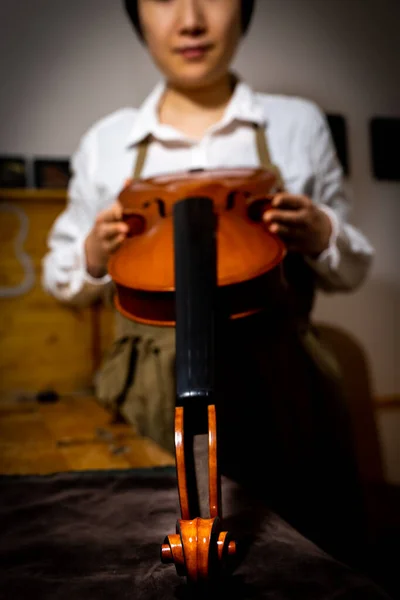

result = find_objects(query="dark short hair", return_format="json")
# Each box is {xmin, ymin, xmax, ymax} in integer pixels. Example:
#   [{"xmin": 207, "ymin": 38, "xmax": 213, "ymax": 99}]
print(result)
[{"xmin": 124, "ymin": 0, "xmax": 256, "ymax": 40}]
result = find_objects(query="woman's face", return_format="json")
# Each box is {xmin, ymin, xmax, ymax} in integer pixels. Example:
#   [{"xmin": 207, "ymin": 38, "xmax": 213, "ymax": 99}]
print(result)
[{"xmin": 138, "ymin": 0, "xmax": 242, "ymax": 88}]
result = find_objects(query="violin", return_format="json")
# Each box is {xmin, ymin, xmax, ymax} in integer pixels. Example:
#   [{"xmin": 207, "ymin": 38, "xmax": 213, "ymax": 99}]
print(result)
[
  {"xmin": 108, "ymin": 167, "xmax": 287, "ymax": 585},
  {"xmin": 108, "ymin": 167, "xmax": 287, "ymax": 326}
]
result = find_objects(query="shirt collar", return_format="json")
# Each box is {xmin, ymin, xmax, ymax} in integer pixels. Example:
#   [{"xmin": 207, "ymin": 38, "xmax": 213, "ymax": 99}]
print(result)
[{"xmin": 126, "ymin": 75, "xmax": 267, "ymax": 147}]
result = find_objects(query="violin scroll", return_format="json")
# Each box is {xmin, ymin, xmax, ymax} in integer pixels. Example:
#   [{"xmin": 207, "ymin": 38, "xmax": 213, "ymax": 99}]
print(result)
[
  {"xmin": 161, "ymin": 406, "xmax": 236, "ymax": 583},
  {"xmin": 161, "ymin": 516, "xmax": 236, "ymax": 582}
]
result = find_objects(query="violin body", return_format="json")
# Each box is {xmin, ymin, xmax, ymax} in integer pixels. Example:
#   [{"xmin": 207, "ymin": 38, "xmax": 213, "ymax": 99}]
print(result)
[{"xmin": 108, "ymin": 167, "xmax": 286, "ymax": 326}]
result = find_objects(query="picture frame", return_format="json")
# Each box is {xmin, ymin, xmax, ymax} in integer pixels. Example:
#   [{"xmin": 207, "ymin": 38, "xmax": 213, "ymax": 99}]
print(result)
[
  {"xmin": 325, "ymin": 113, "xmax": 350, "ymax": 177},
  {"xmin": 369, "ymin": 116, "xmax": 400, "ymax": 181},
  {"xmin": 33, "ymin": 158, "xmax": 71, "ymax": 189},
  {"xmin": 0, "ymin": 156, "xmax": 27, "ymax": 188}
]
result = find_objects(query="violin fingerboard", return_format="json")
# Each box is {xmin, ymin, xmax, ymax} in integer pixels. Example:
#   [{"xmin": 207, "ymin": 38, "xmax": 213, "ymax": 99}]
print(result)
[{"xmin": 173, "ymin": 196, "xmax": 217, "ymax": 410}]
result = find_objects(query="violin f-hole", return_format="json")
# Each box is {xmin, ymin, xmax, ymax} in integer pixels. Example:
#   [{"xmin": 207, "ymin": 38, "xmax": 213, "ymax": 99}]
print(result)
[
  {"xmin": 141, "ymin": 198, "xmax": 166, "ymax": 217},
  {"xmin": 156, "ymin": 198, "xmax": 166, "ymax": 217},
  {"xmin": 226, "ymin": 191, "xmax": 236, "ymax": 210},
  {"xmin": 226, "ymin": 190, "xmax": 252, "ymax": 211}
]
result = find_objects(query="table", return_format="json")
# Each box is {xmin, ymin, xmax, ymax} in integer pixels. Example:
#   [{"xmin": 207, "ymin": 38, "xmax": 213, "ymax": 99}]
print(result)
[{"xmin": 0, "ymin": 394, "xmax": 175, "ymax": 475}]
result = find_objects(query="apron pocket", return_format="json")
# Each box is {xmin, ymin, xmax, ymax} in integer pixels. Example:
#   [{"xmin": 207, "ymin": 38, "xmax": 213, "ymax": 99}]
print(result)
[
  {"xmin": 120, "ymin": 332, "xmax": 176, "ymax": 453},
  {"xmin": 95, "ymin": 335, "xmax": 140, "ymax": 413}
]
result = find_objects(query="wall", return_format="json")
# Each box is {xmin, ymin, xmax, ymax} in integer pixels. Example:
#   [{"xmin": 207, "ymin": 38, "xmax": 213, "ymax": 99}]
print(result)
[{"xmin": 0, "ymin": 0, "xmax": 399, "ymax": 473}]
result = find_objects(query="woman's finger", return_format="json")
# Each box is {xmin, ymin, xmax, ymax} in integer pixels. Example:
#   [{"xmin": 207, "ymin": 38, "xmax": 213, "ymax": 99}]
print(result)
[
  {"xmin": 264, "ymin": 208, "xmax": 308, "ymax": 227},
  {"xmin": 106, "ymin": 232, "xmax": 127, "ymax": 253},
  {"xmin": 271, "ymin": 193, "xmax": 310, "ymax": 210},
  {"xmin": 97, "ymin": 201, "xmax": 124, "ymax": 224},
  {"xmin": 98, "ymin": 221, "xmax": 129, "ymax": 241},
  {"xmin": 268, "ymin": 222, "xmax": 306, "ymax": 239}
]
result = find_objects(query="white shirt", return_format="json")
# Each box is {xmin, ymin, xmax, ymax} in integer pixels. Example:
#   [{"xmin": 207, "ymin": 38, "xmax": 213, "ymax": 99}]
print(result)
[{"xmin": 42, "ymin": 79, "xmax": 374, "ymax": 307}]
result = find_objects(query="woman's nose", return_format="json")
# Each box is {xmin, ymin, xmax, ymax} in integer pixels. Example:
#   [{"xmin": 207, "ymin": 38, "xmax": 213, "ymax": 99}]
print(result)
[{"xmin": 176, "ymin": 0, "xmax": 207, "ymax": 36}]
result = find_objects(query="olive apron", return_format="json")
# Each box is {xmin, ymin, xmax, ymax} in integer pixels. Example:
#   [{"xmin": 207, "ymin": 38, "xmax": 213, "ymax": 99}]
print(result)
[{"xmin": 95, "ymin": 125, "xmax": 366, "ymax": 566}]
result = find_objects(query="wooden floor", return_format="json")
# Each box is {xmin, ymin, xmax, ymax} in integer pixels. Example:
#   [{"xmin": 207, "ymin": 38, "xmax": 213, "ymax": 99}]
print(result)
[{"xmin": 0, "ymin": 394, "xmax": 175, "ymax": 475}]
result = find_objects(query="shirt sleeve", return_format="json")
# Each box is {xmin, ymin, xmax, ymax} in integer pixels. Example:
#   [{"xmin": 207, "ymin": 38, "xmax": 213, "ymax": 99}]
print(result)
[
  {"xmin": 304, "ymin": 105, "xmax": 375, "ymax": 293},
  {"xmin": 41, "ymin": 127, "xmax": 113, "ymax": 307}
]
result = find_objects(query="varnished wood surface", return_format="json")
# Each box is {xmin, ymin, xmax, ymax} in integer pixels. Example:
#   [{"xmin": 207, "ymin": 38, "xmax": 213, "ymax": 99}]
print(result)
[
  {"xmin": 0, "ymin": 188, "xmax": 67, "ymax": 202},
  {"xmin": 110, "ymin": 169, "xmax": 285, "ymax": 326},
  {"xmin": 0, "ymin": 394, "xmax": 175, "ymax": 475},
  {"xmin": 0, "ymin": 189, "xmax": 115, "ymax": 394}
]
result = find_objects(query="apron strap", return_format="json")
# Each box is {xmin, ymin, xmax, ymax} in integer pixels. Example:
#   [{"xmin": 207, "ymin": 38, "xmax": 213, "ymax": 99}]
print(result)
[
  {"xmin": 133, "ymin": 135, "xmax": 151, "ymax": 180},
  {"xmin": 254, "ymin": 123, "xmax": 285, "ymax": 190},
  {"xmin": 255, "ymin": 123, "xmax": 274, "ymax": 170}
]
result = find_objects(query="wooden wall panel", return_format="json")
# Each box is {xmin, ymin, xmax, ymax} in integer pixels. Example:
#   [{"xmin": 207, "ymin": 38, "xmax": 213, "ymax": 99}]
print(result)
[{"xmin": 0, "ymin": 190, "xmax": 114, "ymax": 396}]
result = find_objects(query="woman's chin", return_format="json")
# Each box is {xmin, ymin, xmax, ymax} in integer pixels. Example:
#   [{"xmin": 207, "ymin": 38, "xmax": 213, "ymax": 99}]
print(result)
[{"xmin": 166, "ymin": 67, "xmax": 228, "ymax": 90}]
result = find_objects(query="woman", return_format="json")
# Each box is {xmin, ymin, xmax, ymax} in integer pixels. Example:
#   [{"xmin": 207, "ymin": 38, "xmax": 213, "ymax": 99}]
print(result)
[{"xmin": 42, "ymin": 0, "xmax": 374, "ymax": 567}]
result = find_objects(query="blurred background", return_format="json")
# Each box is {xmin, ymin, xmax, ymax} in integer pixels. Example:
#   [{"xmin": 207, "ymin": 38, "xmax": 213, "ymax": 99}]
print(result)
[
  {"xmin": 0, "ymin": 0, "xmax": 398, "ymax": 475},
  {"xmin": 0, "ymin": 1, "xmax": 398, "ymax": 592}
]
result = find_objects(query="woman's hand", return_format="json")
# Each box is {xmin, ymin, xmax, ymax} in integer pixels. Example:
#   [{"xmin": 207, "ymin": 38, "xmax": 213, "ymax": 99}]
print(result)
[
  {"xmin": 262, "ymin": 193, "xmax": 332, "ymax": 258},
  {"xmin": 84, "ymin": 201, "xmax": 129, "ymax": 278}
]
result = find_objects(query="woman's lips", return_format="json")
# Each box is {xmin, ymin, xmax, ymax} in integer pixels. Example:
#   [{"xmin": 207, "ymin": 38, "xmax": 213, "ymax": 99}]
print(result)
[{"xmin": 176, "ymin": 44, "xmax": 213, "ymax": 59}]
